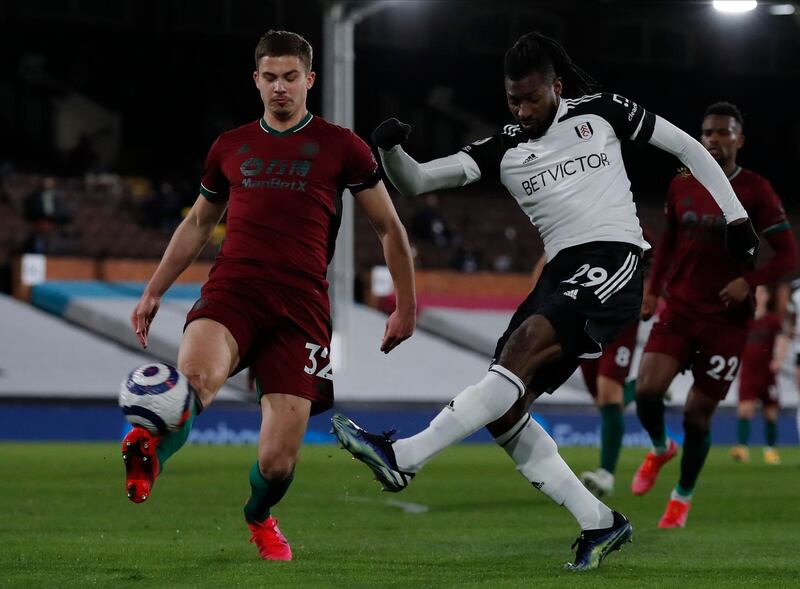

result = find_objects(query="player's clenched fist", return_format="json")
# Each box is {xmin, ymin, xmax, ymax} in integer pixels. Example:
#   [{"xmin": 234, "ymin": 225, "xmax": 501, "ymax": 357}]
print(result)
[
  {"xmin": 372, "ymin": 118, "xmax": 412, "ymax": 150},
  {"xmin": 725, "ymin": 218, "xmax": 759, "ymax": 265}
]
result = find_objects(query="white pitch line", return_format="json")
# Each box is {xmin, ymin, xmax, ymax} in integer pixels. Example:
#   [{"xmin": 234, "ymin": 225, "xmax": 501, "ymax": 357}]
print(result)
[
  {"xmin": 344, "ymin": 495, "xmax": 429, "ymax": 514},
  {"xmin": 384, "ymin": 499, "xmax": 429, "ymax": 514}
]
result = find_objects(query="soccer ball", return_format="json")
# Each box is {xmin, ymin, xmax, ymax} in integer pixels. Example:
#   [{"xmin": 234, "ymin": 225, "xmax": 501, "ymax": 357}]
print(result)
[{"xmin": 119, "ymin": 363, "xmax": 195, "ymax": 435}]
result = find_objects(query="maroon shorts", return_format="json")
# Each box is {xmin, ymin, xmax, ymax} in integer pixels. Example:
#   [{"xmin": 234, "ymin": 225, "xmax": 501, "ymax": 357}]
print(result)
[
  {"xmin": 580, "ymin": 321, "xmax": 638, "ymax": 398},
  {"xmin": 738, "ymin": 366, "xmax": 779, "ymax": 407},
  {"xmin": 185, "ymin": 278, "xmax": 334, "ymax": 415},
  {"xmin": 644, "ymin": 304, "xmax": 748, "ymax": 400}
]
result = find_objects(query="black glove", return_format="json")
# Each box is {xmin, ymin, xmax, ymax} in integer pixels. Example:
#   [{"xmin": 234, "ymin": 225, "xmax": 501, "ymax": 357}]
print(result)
[
  {"xmin": 725, "ymin": 218, "xmax": 759, "ymax": 265},
  {"xmin": 372, "ymin": 118, "xmax": 412, "ymax": 150}
]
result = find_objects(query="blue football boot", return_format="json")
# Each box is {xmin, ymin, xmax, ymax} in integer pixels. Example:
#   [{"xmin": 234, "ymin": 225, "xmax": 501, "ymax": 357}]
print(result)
[
  {"xmin": 331, "ymin": 414, "xmax": 414, "ymax": 492},
  {"xmin": 565, "ymin": 511, "xmax": 633, "ymax": 571}
]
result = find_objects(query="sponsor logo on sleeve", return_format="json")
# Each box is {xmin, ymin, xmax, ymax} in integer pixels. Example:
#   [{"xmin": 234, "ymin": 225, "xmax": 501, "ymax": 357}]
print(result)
[
  {"xmin": 612, "ymin": 94, "xmax": 640, "ymax": 121},
  {"xmin": 463, "ymin": 136, "xmax": 492, "ymax": 153}
]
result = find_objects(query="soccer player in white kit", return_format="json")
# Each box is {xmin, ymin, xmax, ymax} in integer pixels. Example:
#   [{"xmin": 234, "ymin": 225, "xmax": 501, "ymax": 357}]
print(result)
[{"xmin": 332, "ymin": 32, "xmax": 758, "ymax": 570}]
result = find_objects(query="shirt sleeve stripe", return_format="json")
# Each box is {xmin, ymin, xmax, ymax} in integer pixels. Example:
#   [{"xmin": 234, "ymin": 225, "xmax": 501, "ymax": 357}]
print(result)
[
  {"xmin": 762, "ymin": 221, "xmax": 791, "ymax": 235},
  {"xmin": 348, "ymin": 171, "xmax": 381, "ymax": 193},
  {"xmin": 200, "ymin": 182, "xmax": 217, "ymax": 194},
  {"xmin": 199, "ymin": 183, "xmax": 223, "ymax": 202},
  {"xmin": 633, "ymin": 111, "xmax": 656, "ymax": 145}
]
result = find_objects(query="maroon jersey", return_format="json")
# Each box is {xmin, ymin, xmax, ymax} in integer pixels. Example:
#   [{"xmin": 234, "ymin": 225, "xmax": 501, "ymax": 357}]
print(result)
[
  {"xmin": 741, "ymin": 312, "xmax": 782, "ymax": 369},
  {"xmin": 656, "ymin": 167, "xmax": 788, "ymax": 319},
  {"xmin": 200, "ymin": 113, "xmax": 379, "ymax": 293}
]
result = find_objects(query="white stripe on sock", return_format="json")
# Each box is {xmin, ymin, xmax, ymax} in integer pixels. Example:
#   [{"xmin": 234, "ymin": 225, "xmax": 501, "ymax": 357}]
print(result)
[{"xmin": 488, "ymin": 364, "xmax": 526, "ymax": 398}]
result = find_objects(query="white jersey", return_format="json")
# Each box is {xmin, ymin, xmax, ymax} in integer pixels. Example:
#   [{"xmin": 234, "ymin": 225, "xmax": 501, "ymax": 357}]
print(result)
[{"xmin": 458, "ymin": 93, "xmax": 654, "ymax": 260}]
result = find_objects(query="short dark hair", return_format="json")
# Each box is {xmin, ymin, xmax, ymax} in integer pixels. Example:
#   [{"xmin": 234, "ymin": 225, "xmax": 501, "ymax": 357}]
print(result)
[
  {"xmin": 255, "ymin": 30, "xmax": 313, "ymax": 72},
  {"xmin": 703, "ymin": 101, "xmax": 744, "ymax": 128},
  {"xmin": 504, "ymin": 32, "xmax": 600, "ymax": 97}
]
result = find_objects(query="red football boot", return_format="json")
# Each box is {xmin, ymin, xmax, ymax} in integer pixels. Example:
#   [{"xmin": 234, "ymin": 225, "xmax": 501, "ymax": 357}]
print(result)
[
  {"xmin": 248, "ymin": 516, "xmax": 293, "ymax": 561},
  {"xmin": 658, "ymin": 498, "xmax": 691, "ymax": 528},
  {"xmin": 122, "ymin": 426, "xmax": 161, "ymax": 503},
  {"xmin": 631, "ymin": 439, "xmax": 678, "ymax": 496}
]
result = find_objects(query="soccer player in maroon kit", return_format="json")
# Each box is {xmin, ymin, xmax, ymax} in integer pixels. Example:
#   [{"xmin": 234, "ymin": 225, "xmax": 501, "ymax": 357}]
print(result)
[
  {"xmin": 732, "ymin": 285, "xmax": 788, "ymax": 465},
  {"xmin": 122, "ymin": 30, "xmax": 417, "ymax": 560},
  {"xmin": 632, "ymin": 102, "xmax": 798, "ymax": 528}
]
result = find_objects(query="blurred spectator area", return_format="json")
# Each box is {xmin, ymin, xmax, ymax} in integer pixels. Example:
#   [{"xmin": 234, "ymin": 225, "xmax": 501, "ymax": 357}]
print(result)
[
  {"xmin": 355, "ymin": 184, "xmax": 670, "ymax": 275},
  {"xmin": 1, "ymin": 172, "xmax": 796, "ymax": 294},
  {"xmin": 0, "ymin": 173, "xmax": 218, "ymax": 261}
]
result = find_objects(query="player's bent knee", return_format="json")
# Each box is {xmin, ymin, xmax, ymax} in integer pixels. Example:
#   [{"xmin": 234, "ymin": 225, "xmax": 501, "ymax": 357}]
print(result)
[
  {"xmin": 257, "ymin": 458, "xmax": 296, "ymax": 482},
  {"xmin": 498, "ymin": 316, "xmax": 560, "ymax": 379},
  {"xmin": 637, "ymin": 353, "xmax": 681, "ymax": 396},
  {"xmin": 635, "ymin": 375, "xmax": 666, "ymax": 399},
  {"xmin": 178, "ymin": 360, "xmax": 225, "ymax": 406},
  {"xmin": 682, "ymin": 415, "xmax": 710, "ymax": 439},
  {"xmin": 257, "ymin": 441, "xmax": 300, "ymax": 481}
]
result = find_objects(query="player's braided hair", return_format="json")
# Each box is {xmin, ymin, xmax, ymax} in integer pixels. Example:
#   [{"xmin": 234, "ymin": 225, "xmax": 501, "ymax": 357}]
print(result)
[
  {"xmin": 703, "ymin": 101, "xmax": 744, "ymax": 128},
  {"xmin": 504, "ymin": 32, "xmax": 601, "ymax": 98}
]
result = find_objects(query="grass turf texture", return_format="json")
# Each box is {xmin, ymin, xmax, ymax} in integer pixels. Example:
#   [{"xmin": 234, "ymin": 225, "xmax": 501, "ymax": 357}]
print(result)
[{"xmin": 1, "ymin": 443, "xmax": 798, "ymax": 589}]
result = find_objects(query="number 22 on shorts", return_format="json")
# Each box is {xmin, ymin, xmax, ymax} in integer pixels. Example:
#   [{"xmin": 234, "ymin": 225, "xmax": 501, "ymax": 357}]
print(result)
[
  {"xmin": 705, "ymin": 355, "xmax": 739, "ymax": 381},
  {"xmin": 304, "ymin": 343, "xmax": 333, "ymax": 380}
]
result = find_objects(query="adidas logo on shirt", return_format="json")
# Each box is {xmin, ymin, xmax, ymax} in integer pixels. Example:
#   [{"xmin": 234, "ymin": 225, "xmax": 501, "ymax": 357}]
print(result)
[
  {"xmin": 563, "ymin": 289, "xmax": 578, "ymax": 299},
  {"xmin": 522, "ymin": 152, "xmax": 537, "ymax": 165}
]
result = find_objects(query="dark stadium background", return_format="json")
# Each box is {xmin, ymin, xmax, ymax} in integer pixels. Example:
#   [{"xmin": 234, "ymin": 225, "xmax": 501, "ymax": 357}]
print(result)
[{"xmin": 1, "ymin": 0, "xmax": 798, "ymax": 209}]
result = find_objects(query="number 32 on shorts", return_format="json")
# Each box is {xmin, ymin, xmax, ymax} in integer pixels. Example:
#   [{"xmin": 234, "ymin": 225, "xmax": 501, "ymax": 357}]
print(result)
[{"xmin": 304, "ymin": 343, "xmax": 334, "ymax": 380}]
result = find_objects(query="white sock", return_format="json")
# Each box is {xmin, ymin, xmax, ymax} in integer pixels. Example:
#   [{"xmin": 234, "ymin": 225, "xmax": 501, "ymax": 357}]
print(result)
[
  {"xmin": 671, "ymin": 487, "xmax": 692, "ymax": 502},
  {"xmin": 393, "ymin": 366, "xmax": 524, "ymax": 473},
  {"xmin": 496, "ymin": 413, "xmax": 614, "ymax": 531}
]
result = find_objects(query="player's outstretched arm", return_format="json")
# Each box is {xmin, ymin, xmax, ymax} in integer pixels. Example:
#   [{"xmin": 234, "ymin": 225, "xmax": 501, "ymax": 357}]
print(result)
[
  {"xmin": 647, "ymin": 116, "xmax": 759, "ymax": 264},
  {"xmin": 354, "ymin": 180, "xmax": 416, "ymax": 353},
  {"xmin": 373, "ymin": 118, "xmax": 479, "ymax": 196},
  {"xmin": 130, "ymin": 195, "xmax": 227, "ymax": 348}
]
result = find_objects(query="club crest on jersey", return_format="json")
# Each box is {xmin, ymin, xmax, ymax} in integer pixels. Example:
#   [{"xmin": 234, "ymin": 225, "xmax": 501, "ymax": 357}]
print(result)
[
  {"xmin": 301, "ymin": 141, "xmax": 320, "ymax": 158},
  {"xmin": 574, "ymin": 122, "xmax": 594, "ymax": 141}
]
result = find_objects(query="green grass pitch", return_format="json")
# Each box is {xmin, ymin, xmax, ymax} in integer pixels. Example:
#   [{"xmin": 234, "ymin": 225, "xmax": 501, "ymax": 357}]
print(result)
[{"xmin": 1, "ymin": 443, "xmax": 798, "ymax": 588}]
